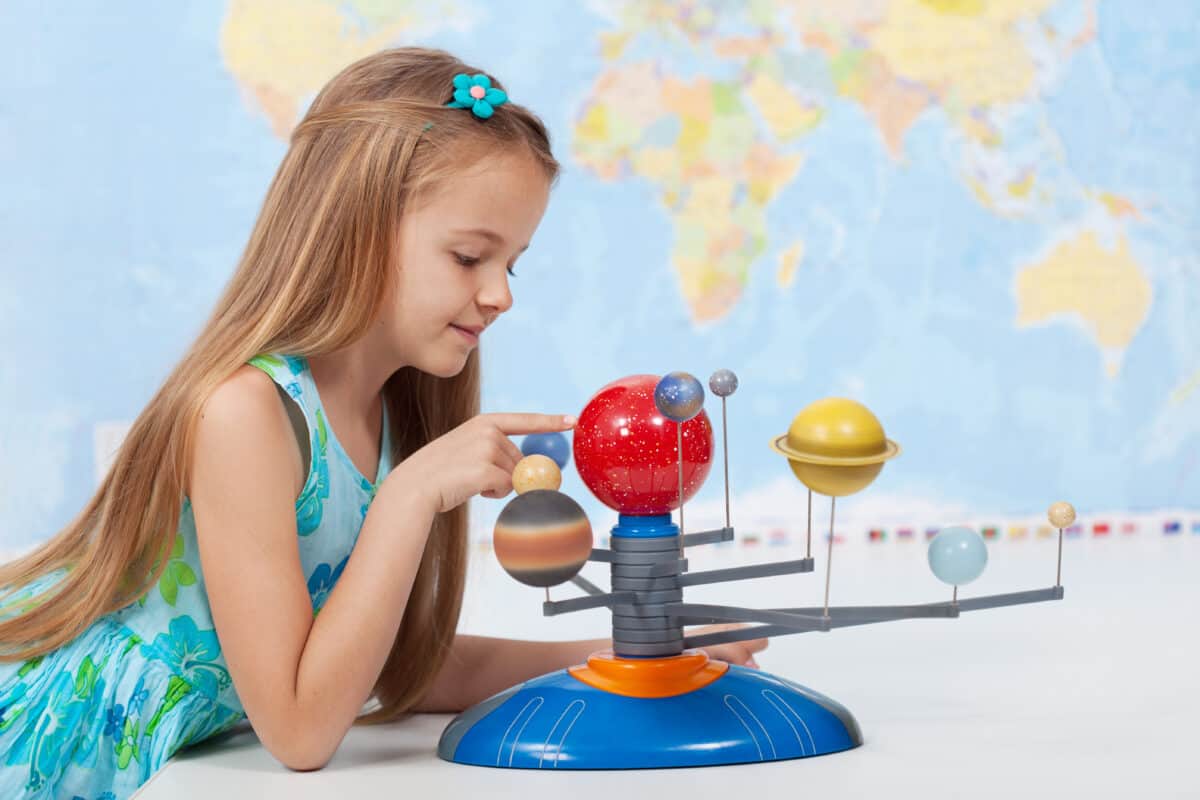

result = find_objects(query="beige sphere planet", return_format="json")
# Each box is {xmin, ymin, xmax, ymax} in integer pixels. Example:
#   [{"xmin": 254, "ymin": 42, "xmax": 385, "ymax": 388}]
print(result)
[
  {"xmin": 513, "ymin": 454, "xmax": 562, "ymax": 494},
  {"xmin": 1047, "ymin": 501, "xmax": 1076, "ymax": 529}
]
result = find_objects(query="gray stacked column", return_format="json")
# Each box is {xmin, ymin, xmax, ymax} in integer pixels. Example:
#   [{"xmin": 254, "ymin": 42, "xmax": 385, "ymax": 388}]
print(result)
[{"xmin": 608, "ymin": 534, "xmax": 686, "ymax": 657}]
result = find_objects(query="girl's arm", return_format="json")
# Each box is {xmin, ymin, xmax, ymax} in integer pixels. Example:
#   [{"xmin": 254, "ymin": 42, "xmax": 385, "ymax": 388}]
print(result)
[
  {"xmin": 411, "ymin": 635, "xmax": 609, "ymax": 713},
  {"xmin": 412, "ymin": 628, "xmax": 770, "ymax": 713},
  {"xmin": 191, "ymin": 366, "xmax": 437, "ymax": 771}
]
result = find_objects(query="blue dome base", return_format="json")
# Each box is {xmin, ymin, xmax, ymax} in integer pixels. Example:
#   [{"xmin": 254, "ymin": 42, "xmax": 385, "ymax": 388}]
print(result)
[{"xmin": 438, "ymin": 664, "xmax": 862, "ymax": 769}]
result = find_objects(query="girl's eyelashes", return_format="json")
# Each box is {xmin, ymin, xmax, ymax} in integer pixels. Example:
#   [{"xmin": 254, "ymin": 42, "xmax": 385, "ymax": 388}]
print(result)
[{"xmin": 453, "ymin": 250, "xmax": 517, "ymax": 277}]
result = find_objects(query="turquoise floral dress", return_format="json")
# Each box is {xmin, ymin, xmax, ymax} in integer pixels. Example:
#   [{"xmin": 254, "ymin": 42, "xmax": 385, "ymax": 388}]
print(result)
[{"xmin": 0, "ymin": 354, "xmax": 393, "ymax": 799}]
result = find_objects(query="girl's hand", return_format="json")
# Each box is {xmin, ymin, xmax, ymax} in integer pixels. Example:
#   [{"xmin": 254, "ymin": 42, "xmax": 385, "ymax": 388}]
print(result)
[
  {"xmin": 690, "ymin": 623, "xmax": 769, "ymax": 668},
  {"xmin": 387, "ymin": 412, "xmax": 576, "ymax": 515}
]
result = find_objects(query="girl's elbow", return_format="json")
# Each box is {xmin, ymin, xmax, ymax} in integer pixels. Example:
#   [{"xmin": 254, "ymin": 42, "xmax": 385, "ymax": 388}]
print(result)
[
  {"xmin": 269, "ymin": 736, "xmax": 337, "ymax": 772},
  {"xmin": 260, "ymin": 718, "xmax": 341, "ymax": 772},
  {"xmin": 281, "ymin": 752, "xmax": 332, "ymax": 773}
]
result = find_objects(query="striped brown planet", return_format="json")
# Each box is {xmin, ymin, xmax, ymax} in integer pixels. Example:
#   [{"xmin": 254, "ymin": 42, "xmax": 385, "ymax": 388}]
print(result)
[{"xmin": 493, "ymin": 490, "xmax": 593, "ymax": 587}]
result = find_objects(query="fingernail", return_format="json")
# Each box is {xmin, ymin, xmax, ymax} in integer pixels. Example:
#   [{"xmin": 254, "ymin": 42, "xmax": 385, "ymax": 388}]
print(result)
[{"xmin": 563, "ymin": 415, "xmax": 577, "ymax": 426}]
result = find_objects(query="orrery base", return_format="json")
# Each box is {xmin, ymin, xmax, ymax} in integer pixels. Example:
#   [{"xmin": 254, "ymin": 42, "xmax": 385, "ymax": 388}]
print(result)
[{"xmin": 438, "ymin": 650, "xmax": 862, "ymax": 769}]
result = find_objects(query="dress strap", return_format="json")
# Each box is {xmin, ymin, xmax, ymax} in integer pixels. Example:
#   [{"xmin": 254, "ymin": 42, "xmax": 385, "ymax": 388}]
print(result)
[
  {"xmin": 247, "ymin": 353, "xmax": 319, "ymax": 477},
  {"xmin": 376, "ymin": 402, "xmax": 394, "ymax": 483},
  {"xmin": 250, "ymin": 353, "xmax": 392, "ymax": 489},
  {"xmin": 247, "ymin": 354, "xmax": 313, "ymax": 411}
]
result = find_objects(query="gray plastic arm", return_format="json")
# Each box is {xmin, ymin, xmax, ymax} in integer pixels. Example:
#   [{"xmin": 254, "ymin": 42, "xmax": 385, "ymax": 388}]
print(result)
[
  {"xmin": 664, "ymin": 603, "xmax": 830, "ymax": 631},
  {"xmin": 770, "ymin": 586, "xmax": 1065, "ymax": 619},
  {"xmin": 680, "ymin": 527, "xmax": 735, "ymax": 546},
  {"xmin": 682, "ymin": 611, "xmax": 957, "ymax": 648},
  {"xmin": 681, "ymin": 586, "xmax": 1065, "ymax": 648},
  {"xmin": 677, "ymin": 558, "xmax": 814, "ymax": 587},
  {"xmin": 569, "ymin": 574, "xmax": 604, "ymax": 596},
  {"xmin": 586, "ymin": 528, "xmax": 732, "ymax": 566},
  {"xmin": 952, "ymin": 586, "xmax": 1064, "ymax": 610},
  {"xmin": 583, "ymin": 551, "xmax": 687, "ymax": 576},
  {"xmin": 543, "ymin": 591, "xmax": 638, "ymax": 616},
  {"xmin": 673, "ymin": 603, "xmax": 957, "ymax": 628}
]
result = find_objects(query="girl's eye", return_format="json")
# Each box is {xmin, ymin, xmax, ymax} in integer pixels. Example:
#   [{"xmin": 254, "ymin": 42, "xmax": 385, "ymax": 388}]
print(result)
[{"xmin": 454, "ymin": 251, "xmax": 516, "ymax": 277}]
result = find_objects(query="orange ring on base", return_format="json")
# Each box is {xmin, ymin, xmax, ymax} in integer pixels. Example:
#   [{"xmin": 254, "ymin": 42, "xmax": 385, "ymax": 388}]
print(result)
[{"xmin": 568, "ymin": 649, "xmax": 729, "ymax": 698}]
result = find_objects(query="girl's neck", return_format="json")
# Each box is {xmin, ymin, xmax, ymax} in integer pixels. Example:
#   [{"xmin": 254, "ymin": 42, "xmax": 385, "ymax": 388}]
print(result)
[{"xmin": 306, "ymin": 335, "xmax": 400, "ymax": 424}]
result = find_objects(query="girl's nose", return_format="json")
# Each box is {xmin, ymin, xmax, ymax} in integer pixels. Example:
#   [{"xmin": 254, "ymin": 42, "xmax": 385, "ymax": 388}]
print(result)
[{"xmin": 478, "ymin": 267, "xmax": 513, "ymax": 314}]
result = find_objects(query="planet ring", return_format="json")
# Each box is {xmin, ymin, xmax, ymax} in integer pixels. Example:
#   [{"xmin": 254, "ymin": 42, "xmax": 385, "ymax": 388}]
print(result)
[{"xmin": 769, "ymin": 434, "xmax": 902, "ymax": 466}]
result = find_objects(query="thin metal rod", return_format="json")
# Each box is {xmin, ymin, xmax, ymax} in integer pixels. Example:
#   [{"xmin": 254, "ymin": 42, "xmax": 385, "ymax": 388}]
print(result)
[
  {"xmin": 806, "ymin": 490, "xmax": 813, "ymax": 559},
  {"xmin": 677, "ymin": 422, "xmax": 685, "ymax": 558},
  {"xmin": 823, "ymin": 497, "xmax": 836, "ymax": 617},
  {"xmin": 721, "ymin": 397, "xmax": 730, "ymax": 529},
  {"xmin": 952, "ymin": 585, "xmax": 958, "ymax": 605},
  {"xmin": 545, "ymin": 587, "xmax": 550, "ymax": 603},
  {"xmin": 1056, "ymin": 527, "xmax": 1063, "ymax": 585}
]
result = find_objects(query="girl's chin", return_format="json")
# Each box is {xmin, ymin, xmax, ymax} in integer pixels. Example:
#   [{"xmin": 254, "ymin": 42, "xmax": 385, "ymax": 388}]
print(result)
[
  {"xmin": 429, "ymin": 365, "xmax": 466, "ymax": 379},
  {"xmin": 420, "ymin": 351, "xmax": 470, "ymax": 379}
]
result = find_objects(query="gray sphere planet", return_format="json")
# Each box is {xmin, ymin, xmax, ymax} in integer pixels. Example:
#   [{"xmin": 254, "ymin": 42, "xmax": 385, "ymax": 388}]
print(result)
[{"xmin": 708, "ymin": 368, "xmax": 739, "ymax": 398}]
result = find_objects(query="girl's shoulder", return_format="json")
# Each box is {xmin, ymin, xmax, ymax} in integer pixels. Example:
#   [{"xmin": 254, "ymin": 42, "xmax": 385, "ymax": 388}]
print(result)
[
  {"xmin": 192, "ymin": 360, "xmax": 309, "ymax": 500},
  {"xmin": 201, "ymin": 364, "xmax": 295, "ymax": 442},
  {"xmin": 199, "ymin": 353, "xmax": 311, "ymax": 455}
]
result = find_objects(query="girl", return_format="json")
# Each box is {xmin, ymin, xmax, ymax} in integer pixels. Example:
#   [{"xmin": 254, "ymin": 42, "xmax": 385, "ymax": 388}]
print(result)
[{"xmin": 0, "ymin": 47, "xmax": 765, "ymax": 799}]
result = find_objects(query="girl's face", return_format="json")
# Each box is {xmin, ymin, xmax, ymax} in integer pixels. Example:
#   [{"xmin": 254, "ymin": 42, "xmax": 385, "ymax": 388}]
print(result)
[{"xmin": 386, "ymin": 149, "xmax": 551, "ymax": 377}]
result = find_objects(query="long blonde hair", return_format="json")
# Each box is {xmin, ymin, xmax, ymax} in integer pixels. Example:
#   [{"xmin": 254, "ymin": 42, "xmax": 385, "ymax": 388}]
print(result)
[{"xmin": 0, "ymin": 47, "xmax": 559, "ymax": 722}]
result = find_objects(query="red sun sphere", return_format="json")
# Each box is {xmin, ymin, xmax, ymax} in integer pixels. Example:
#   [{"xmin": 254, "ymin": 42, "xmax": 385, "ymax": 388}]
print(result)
[{"xmin": 573, "ymin": 374, "xmax": 714, "ymax": 515}]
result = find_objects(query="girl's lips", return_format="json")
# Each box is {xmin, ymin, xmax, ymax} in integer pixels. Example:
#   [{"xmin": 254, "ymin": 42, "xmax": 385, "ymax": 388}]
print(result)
[{"xmin": 450, "ymin": 324, "xmax": 479, "ymax": 344}]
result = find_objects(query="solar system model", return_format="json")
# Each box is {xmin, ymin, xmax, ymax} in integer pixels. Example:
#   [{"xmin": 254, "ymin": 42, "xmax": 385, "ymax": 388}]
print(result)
[{"xmin": 438, "ymin": 371, "xmax": 1071, "ymax": 769}]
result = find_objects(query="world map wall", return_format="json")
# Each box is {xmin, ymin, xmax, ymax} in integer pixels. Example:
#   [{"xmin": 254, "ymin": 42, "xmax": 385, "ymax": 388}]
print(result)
[{"xmin": 1, "ymin": 1, "xmax": 1196, "ymax": 555}]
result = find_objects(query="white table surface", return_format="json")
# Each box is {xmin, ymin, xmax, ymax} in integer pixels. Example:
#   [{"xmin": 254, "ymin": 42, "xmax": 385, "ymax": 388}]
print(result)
[{"xmin": 136, "ymin": 531, "xmax": 1200, "ymax": 799}]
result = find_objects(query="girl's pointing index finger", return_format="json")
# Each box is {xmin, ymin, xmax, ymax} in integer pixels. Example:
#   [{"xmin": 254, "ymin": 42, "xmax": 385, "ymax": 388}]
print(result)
[{"xmin": 485, "ymin": 413, "xmax": 576, "ymax": 435}]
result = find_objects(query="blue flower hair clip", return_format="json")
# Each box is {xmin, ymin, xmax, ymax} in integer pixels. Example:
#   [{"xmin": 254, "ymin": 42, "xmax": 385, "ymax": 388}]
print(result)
[{"xmin": 447, "ymin": 73, "xmax": 508, "ymax": 119}]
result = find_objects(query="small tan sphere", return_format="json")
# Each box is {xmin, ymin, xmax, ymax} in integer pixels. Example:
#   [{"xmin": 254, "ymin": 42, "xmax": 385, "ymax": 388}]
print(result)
[
  {"xmin": 1047, "ymin": 501, "xmax": 1076, "ymax": 529},
  {"xmin": 512, "ymin": 454, "xmax": 562, "ymax": 494}
]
